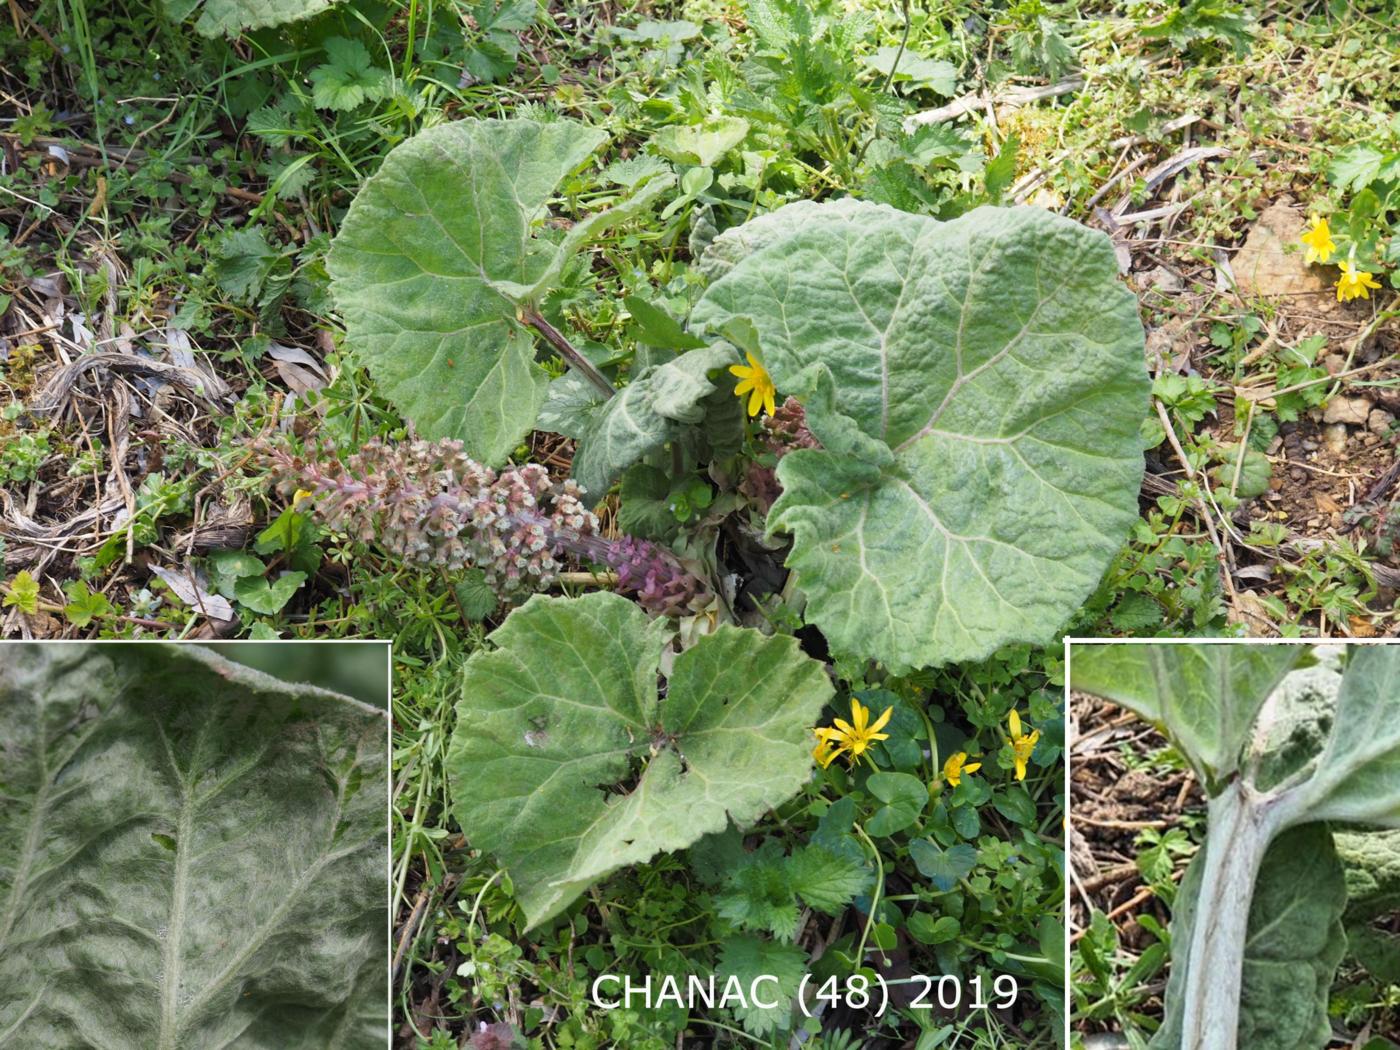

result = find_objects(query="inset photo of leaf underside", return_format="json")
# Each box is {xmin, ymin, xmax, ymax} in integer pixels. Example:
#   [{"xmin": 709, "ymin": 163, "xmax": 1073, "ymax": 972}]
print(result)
[
  {"xmin": 0, "ymin": 642, "xmax": 390, "ymax": 1050},
  {"xmin": 1068, "ymin": 641, "xmax": 1400, "ymax": 1050}
]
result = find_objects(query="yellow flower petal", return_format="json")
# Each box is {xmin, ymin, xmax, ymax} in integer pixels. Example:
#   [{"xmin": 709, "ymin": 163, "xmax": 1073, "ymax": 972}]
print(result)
[
  {"xmin": 1300, "ymin": 215, "xmax": 1335, "ymax": 265},
  {"xmin": 868, "ymin": 704, "xmax": 893, "ymax": 735},
  {"xmin": 964, "ymin": 762, "xmax": 981, "ymax": 774},
  {"xmin": 1009, "ymin": 708, "xmax": 1022, "ymax": 739}
]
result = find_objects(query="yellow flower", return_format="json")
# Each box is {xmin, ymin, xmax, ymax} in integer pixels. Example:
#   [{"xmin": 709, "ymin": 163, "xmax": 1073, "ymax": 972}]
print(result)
[
  {"xmin": 1300, "ymin": 214, "xmax": 1335, "ymax": 265},
  {"xmin": 943, "ymin": 751, "xmax": 981, "ymax": 787},
  {"xmin": 729, "ymin": 352, "xmax": 777, "ymax": 417},
  {"xmin": 1336, "ymin": 260, "xmax": 1382, "ymax": 302},
  {"xmin": 1008, "ymin": 708, "xmax": 1040, "ymax": 782},
  {"xmin": 813, "ymin": 697, "xmax": 893, "ymax": 769},
  {"xmin": 292, "ymin": 488, "xmax": 315, "ymax": 507}
]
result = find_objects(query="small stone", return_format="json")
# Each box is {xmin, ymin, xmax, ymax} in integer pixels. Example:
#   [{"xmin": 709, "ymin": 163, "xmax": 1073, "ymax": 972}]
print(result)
[
  {"xmin": 1322, "ymin": 423, "xmax": 1349, "ymax": 455},
  {"xmin": 1320, "ymin": 353, "xmax": 1347, "ymax": 376},
  {"xmin": 1301, "ymin": 438, "xmax": 1320, "ymax": 452},
  {"xmin": 1291, "ymin": 468, "xmax": 1307, "ymax": 482},
  {"xmin": 1369, "ymin": 409, "xmax": 1395, "ymax": 436},
  {"xmin": 1140, "ymin": 265, "xmax": 1186, "ymax": 294},
  {"xmin": 1364, "ymin": 434, "xmax": 1382, "ymax": 447},
  {"xmin": 1323, "ymin": 396, "xmax": 1373, "ymax": 425}
]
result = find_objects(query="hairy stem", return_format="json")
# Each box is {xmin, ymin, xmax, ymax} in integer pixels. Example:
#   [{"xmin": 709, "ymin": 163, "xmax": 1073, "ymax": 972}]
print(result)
[
  {"xmin": 1178, "ymin": 781, "xmax": 1284, "ymax": 1050},
  {"xmin": 520, "ymin": 306, "xmax": 616, "ymax": 398}
]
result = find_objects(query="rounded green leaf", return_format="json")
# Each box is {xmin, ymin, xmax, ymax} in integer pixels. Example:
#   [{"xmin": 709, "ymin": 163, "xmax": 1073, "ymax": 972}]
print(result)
[
  {"xmin": 693, "ymin": 202, "xmax": 1150, "ymax": 671},
  {"xmin": 328, "ymin": 119, "xmax": 604, "ymax": 463},
  {"xmin": 445, "ymin": 592, "xmax": 833, "ymax": 928}
]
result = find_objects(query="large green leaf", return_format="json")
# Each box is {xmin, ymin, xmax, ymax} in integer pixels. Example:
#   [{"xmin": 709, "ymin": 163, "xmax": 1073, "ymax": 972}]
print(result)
[
  {"xmin": 163, "ymin": 0, "xmax": 340, "ymax": 36},
  {"xmin": 445, "ymin": 592, "xmax": 833, "ymax": 928},
  {"xmin": 328, "ymin": 118, "xmax": 670, "ymax": 464},
  {"xmin": 1289, "ymin": 645, "xmax": 1400, "ymax": 827},
  {"xmin": 692, "ymin": 202, "xmax": 1149, "ymax": 671},
  {"xmin": 1069, "ymin": 643, "xmax": 1302, "ymax": 785},
  {"xmin": 0, "ymin": 644, "xmax": 387, "ymax": 1049},
  {"xmin": 1150, "ymin": 823, "xmax": 1346, "ymax": 1050}
]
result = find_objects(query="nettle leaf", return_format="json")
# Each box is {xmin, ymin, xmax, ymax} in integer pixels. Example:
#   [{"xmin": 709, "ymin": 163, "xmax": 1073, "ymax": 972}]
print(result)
[
  {"xmin": 693, "ymin": 201, "xmax": 1148, "ymax": 671},
  {"xmin": 163, "ymin": 0, "xmax": 341, "ymax": 36},
  {"xmin": 0, "ymin": 644, "xmax": 388, "ymax": 1049},
  {"xmin": 1069, "ymin": 643, "xmax": 1301, "ymax": 784},
  {"xmin": 562, "ymin": 344, "xmax": 736, "ymax": 497},
  {"xmin": 1151, "ymin": 823, "xmax": 1345, "ymax": 1050},
  {"xmin": 446, "ymin": 591, "xmax": 833, "ymax": 928},
  {"xmin": 329, "ymin": 118, "xmax": 673, "ymax": 464},
  {"xmin": 717, "ymin": 934, "xmax": 805, "ymax": 1036}
]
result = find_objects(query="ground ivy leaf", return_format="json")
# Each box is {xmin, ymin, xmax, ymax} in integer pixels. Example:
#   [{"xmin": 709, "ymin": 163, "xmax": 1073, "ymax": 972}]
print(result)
[
  {"xmin": 1069, "ymin": 642, "xmax": 1302, "ymax": 784},
  {"xmin": 327, "ymin": 119, "xmax": 603, "ymax": 464},
  {"xmin": 1151, "ymin": 823, "xmax": 1345, "ymax": 1050},
  {"xmin": 446, "ymin": 592, "xmax": 833, "ymax": 928},
  {"xmin": 0, "ymin": 645, "xmax": 388, "ymax": 1048},
  {"xmin": 694, "ymin": 202, "xmax": 1149, "ymax": 671}
]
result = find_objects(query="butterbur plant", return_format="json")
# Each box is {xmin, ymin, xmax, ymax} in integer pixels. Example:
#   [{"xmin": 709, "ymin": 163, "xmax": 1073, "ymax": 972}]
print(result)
[
  {"xmin": 313, "ymin": 112, "xmax": 1149, "ymax": 964},
  {"xmin": 1070, "ymin": 642, "xmax": 1400, "ymax": 1050}
]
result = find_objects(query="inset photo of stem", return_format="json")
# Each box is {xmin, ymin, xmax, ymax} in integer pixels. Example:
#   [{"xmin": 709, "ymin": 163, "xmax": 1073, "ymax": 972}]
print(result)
[
  {"xmin": 1068, "ymin": 640, "xmax": 1400, "ymax": 1050},
  {"xmin": 0, "ymin": 641, "xmax": 391, "ymax": 1049}
]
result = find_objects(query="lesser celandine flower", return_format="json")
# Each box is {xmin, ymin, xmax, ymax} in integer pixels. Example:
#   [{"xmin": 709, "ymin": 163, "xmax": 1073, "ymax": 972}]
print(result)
[
  {"xmin": 812, "ymin": 697, "xmax": 893, "ymax": 769},
  {"xmin": 729, "ymin": 352, "xmax": 777, "ymax": 417},
  {"xmin": 1300, "ymin": 214, "xmax": 1336, "ymax": 265},
  {"xmin": 1336, "ymin": 260, "xmax": 1382, "ymax": 302},
  {"xmin": 1008, "ymin": 708, "xmax": 1040, "ymax": 781},
  {"xmin": 943, "ymin": 751, "xmax": 981, "ymax": 787}
]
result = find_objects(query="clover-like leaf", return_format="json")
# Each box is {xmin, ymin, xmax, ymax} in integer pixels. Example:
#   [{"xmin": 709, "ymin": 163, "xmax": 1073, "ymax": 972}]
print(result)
[
  {"xmin": 0, "ymin": 644, "xmax": 388, "ymax": 1049},
  {"xmin": 1151, "ymin": 823, "xmax": 1346, "ymax": 1050},
  {"xmin": 1069, "ymin": 643, "xmax": 1302, "ymax": 785},
  {"xmin": 693, "ymin": 202, "xmax": 1149, "ymax": 671},
  {"xmin": 445, "ymin": 591, "xmax": 833, "ymax": 928}
]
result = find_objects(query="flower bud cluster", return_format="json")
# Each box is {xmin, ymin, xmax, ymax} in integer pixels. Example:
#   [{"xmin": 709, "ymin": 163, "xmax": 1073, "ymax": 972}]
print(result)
[
  {"xmin": 762, "ymin": 397, "xmax": 819, "ymax": 456},
  {"xmin": 268, "ymin": 438, "xmax": 709, "ymax": 616}
]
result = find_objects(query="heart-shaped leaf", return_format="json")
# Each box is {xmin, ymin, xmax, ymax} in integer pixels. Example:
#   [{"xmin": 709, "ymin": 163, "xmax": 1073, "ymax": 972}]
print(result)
[
  {"xmin": 446, "ymin": 591, "xmax": 833, "ymax": 928},
  {"xmin": 329, "ymin": 118, "xmax": 675, "ymax": 464},
  {"xmin": 693, "ymin": 201, "xmax": 1149, "ymax": 671}
]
